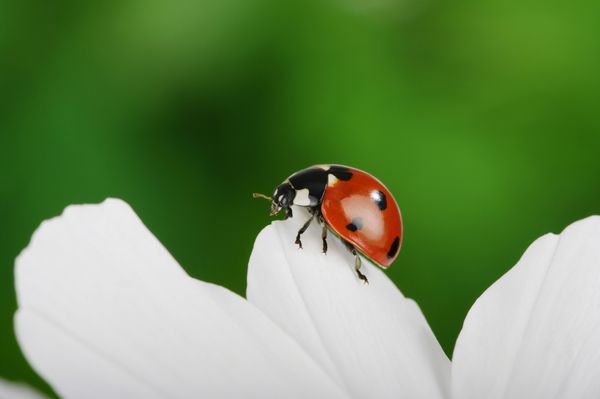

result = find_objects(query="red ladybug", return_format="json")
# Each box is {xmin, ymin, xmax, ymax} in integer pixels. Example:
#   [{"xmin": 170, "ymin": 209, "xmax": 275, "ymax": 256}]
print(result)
[{"xmin": 254, "ymin": 165, "xmax": 403, "ymax": 283}]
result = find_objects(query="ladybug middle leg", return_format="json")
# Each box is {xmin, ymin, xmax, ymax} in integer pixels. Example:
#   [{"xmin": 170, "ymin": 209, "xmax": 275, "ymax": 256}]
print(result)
[
  {"xmin": 317, "ymin": 213, "xmax": 328, "ymax": 254},
  {"xmin": 343, "ymin": 241, "xmax": 369, "ymax": 284}
]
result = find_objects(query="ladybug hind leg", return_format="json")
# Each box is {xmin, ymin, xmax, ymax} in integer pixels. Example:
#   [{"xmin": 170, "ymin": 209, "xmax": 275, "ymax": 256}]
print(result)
[{"xmin": 343, "ymin": 241, "xmax": 368, "ymax": 284}]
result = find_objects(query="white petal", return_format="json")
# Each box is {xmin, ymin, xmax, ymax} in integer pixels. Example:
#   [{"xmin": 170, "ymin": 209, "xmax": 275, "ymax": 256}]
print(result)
[
  {"xmin": 15, "ymin": 199, "xmax": 347, "ymax": 399},
  {"xmin": 452, "ymin": 216, "xmax": 600, "ymax": 399},
  {"xmin": 0, "ymin": 379, "xmax": 48, "ymax": 399},
  {"xmin": 247, "ymin": 208, "xmax": 450, "ymax": 399}
]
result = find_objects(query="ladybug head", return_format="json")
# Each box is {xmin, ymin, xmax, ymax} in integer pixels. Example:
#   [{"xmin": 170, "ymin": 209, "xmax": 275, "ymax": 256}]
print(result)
[
  {"xmin": 253, "ymin": 183, "xmax": 296, "ymax": 217},
  {"xmin": 270, "ymin": 183, "xmax": 295, "ymax": 216}
]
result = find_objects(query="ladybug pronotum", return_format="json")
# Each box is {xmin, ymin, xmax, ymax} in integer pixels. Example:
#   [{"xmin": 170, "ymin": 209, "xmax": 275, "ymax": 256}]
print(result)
[{"xmin": 254, "ymin": 164, "xmax": 403, "ymax": 283}]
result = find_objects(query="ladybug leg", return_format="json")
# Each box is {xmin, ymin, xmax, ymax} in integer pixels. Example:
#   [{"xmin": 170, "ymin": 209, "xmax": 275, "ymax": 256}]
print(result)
[
  {"xmin": 317, "ymin": 214, "xmax": 328, "ymax": 254},
  {"xmin": 344, "ymin": 242, "xmax": 369, "ymax": 284},
  {"xmin": 354, "ymin": 254, "xmax": 369, "ymax": 284},
  {"xmin": 295, "ymin": 214, "xmax": 314, "ymax": 249},
  {"xmin": 321, "ymin": 225, "xmax": 328, "ymax": 254},
  {"xmin": 285, "ymin": 207, "xmax": 293, "ymax": 219}
]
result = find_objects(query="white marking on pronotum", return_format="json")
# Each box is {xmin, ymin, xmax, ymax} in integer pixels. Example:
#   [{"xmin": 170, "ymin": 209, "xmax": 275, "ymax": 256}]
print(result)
[
  {"xmin": 328, "ymin": 174, "xmax": 339, "ymax": 187},
  {"xmin": 293, "ymin": 188, "xmax": 312, "ymax": 206},
  {"xmin": 314, "ymin": 164, "xmax": 331, "ymax": 171}
]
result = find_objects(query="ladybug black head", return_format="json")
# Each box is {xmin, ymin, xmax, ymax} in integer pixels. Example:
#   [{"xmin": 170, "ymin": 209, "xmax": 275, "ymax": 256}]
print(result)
[{"xmin": 271, "ymin": 182, "xmax": 295, "ymax": 216}]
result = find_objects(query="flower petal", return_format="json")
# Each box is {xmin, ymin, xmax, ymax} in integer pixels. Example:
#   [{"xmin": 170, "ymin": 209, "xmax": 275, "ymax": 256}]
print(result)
[
  {"xmin": 247, "ymin": 208, "xmax": 450, "ymax": 399},
  {"xmin": 452, "ymin": 216, "xmax": 600, "ymax": 399},
  {"xmin": 15, "ymin": 199, "xmax": 347, "ymax": 399},
  {"xmin": 0, "ymin": 379, "xmax": 48, "ymax": 399}
]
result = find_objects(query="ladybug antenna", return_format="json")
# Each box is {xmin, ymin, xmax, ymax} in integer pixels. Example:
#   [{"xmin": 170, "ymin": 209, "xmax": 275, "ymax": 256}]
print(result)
[{"xmin": 252, "ymin": 193, "xmax": 272, "ymax": 201}]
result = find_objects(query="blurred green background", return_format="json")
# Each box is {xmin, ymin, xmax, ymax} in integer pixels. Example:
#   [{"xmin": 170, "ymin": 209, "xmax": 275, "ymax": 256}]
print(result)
[{"xmin": 1, "ymin": 0, "xmax": 600, "ymax": 395}]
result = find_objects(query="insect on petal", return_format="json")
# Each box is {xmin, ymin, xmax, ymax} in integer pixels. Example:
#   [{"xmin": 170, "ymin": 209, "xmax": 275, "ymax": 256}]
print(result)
[{"xmin": 247, "ymin": 207, "xmax": 450, "ymax": 399}]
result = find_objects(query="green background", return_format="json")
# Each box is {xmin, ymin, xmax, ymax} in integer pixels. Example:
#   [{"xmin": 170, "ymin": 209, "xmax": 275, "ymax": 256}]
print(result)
[{"xmin": 2, "ymin": 0, "xmax": 599, "ymax": 395}]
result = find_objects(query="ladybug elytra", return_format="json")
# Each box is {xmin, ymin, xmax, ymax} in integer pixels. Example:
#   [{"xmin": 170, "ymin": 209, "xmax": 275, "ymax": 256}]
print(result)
[{"xmin": 254, "ymin": 165, "xmax": 403, "ymax": 284}]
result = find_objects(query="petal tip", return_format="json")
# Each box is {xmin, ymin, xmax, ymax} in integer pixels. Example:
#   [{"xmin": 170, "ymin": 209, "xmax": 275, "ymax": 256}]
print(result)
[
  {"xmin": 17, "ymin": 198, "xmax": 133, "ymax": 256},
  {"xmin": 15, "ymin": 198, "xmax": 137, "ymax": 293},
  {"xmin": 562, "ymin": 214, "xmax": 600, "ymax": 234}
]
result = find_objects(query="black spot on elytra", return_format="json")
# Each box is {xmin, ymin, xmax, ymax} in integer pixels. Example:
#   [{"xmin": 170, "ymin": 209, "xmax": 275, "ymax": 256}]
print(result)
[
  {"xmin": 345, "ymin": 217, "xmax": 364, "ymax": 232},
  {"xmin": 328, "ymin": 165, "xmax": 353, "ymax": 181},
  {"xmin": 386, "ymin": 236, "xmax": 400, "ymax": 259},
  {"xmin": 372, "ymin": 190, "xmax": 387, "ymax": 211}
]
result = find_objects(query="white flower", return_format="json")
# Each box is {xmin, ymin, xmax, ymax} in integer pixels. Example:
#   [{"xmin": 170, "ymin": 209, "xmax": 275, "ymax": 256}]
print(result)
[
  {"xmin": 12, "ymin": 199, "xmax": 600, "ymax": 398},
  {"xmin": 0, "ymin": 379, "xmax": 47, "ymax": 399}
]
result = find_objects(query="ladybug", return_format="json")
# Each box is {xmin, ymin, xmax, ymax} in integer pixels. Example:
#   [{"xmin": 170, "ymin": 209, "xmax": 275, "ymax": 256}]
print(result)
[{"xmin": 254, "ymin": 165, "xmax": 402, "ymax": 283}]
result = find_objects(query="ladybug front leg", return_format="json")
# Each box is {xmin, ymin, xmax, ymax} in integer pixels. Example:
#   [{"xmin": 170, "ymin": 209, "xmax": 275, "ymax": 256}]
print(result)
[
  {"xmin": 285, "ymin": 207, "xmax": 293, "ymax": 219},
  {"xmin": 295, "ymin": 214, "xmax": 314, "ymax": 249}
]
